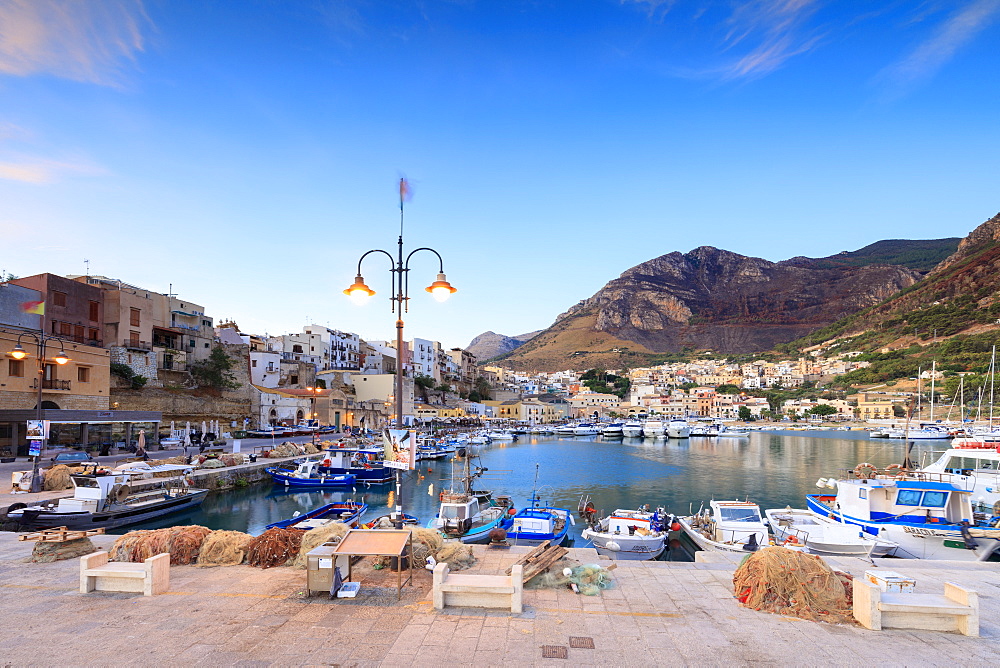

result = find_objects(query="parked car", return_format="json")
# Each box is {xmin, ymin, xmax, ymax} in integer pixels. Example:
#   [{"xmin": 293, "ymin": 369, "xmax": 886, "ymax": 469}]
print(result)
[{"xmin": 51, "ymin": 451, "xmax": 93, "ymax": 463}]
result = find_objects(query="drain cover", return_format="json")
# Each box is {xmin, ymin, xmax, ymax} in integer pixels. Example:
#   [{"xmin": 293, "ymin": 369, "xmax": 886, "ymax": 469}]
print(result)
[
  {"xmin": 569, "ymin": 637, "xmax": 595, "ymax": 649},
  {"xmin": 541, "ymin": 645, "xmax": 568, "ymax": 659}
]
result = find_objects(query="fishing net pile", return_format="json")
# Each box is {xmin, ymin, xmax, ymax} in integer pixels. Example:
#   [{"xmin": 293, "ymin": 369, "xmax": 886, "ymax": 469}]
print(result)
[
  {"xmin": 435, "ymin": 542, "xmax": 476, "ymax": 571},
  {"xmin": 303, "ymin": 443, "xmax": 321, "ymax": 455},
  {"xmin": 108, "ymin": 525, "xmax": 212, "ymax": 565},
  {"xmin": 42, "ymin": 464, "xmax": 83, "ymax": 491},
  {"xmin": 246, "ymin": 527, "xmax": 304, "ymax": 568},
  {"xmin": 292, "ymin": 522, "xmax": 352, "ymax": 568},
  {"xmin": 30, "ymin": 537, "xmax": 97, "ymax": 563},
  {"xmin": 197, "ymin": 530, "xmax": 254, "ymax": 567},
  {"xmin": 529, "ymin": 561, "xmax": 615, "ymax": 596},
  {"xmin": 732, "ymin": 547, "xmax": 855, "ymax": 624},
  {"xmin": 199, "ymin": 458, "xmax": 225, "ymax": 469},
  {"xmin": 265, "ymin": 443, "xmax": 306, "ymax": 458}
]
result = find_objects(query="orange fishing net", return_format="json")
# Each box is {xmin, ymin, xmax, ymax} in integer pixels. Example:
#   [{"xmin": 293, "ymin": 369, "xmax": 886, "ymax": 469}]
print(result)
[
  {"xmin": 108, "ymin": 525, "xmax": 212, "ymax": 565},
  {"xmin": 246, "ymin": 527, "xmax": 304, "ymax": 568},
  {"xmin": 732, "ymin": 547, "xmax": 856, "ymax": 625}
]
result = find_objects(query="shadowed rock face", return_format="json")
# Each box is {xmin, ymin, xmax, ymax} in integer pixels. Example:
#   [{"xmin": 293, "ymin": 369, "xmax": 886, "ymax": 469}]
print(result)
[
  {"xmin": 467, "ymin": 330, "xmax": 540, "ymax": 361},
  {"xmin": 550, "ymin": 246, "xmax": 919, "ymax": 354}
]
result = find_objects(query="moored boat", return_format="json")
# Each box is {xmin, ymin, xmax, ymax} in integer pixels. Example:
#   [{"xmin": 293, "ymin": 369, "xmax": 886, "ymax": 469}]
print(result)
[
  {"xmin": 266, "ymin": 460, "xmax": 357, "ymax": 488},
  {"xmin": 266, "ymin": 500, "xmax": 368, "ymax": 530},
  {"xmin": 6, "ymin": 462, "xmax": 208, "ymax": 531},
  {"xmin": 763, "ymin": 507, "xmax": 899, "ymax": 557},
  {"xmin": 674, "ymin": 500, "xmax": 768, "ymax": 553},
  {"xmin": 580, "ymin": 505, "xmax": 667, "ymax": 560},
  {"xmin": 622, "ymin": 420, "xmax": 644, "ymax": 438},
  {"xmin": 666, "ymin": 419, "xmax": 691, "ymax": 439}
]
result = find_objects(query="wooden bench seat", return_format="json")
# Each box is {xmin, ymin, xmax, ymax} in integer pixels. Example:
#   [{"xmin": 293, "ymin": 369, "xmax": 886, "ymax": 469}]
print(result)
[
  {"xmin": 854, "ymin": 579, "xmax": 978, "ymax": 636},
  {"xmin": 433, "ymin": 563, "xmax": 523, "ymax": 613},
  {"xmin": 80, "ymin": 551, "xmax": 169, "ymax": 596}
]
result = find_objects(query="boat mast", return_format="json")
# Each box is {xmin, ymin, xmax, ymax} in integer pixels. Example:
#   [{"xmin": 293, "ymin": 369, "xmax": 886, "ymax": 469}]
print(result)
[
  {"xmin": 990, "ymin": 346, "xmax": 996, "ymax": 432},
  {"xmin": 929, "ymin": 360, "xmax": 936, "ymax": 423}
]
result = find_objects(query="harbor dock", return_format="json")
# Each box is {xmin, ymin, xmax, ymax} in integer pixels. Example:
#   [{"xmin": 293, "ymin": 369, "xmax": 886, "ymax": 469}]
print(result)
[{"xmin": 0, "ymin": 530, "xmax": 996, "ymax": 666}]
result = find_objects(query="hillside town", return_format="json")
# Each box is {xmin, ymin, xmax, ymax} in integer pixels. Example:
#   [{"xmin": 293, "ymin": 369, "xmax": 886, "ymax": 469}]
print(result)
[{"xmin": 2, "ymin": 271, "xmax": 933, "ymax": 459}]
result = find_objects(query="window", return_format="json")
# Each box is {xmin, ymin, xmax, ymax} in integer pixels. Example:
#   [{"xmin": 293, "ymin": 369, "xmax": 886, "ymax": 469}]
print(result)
[
  {"xmin": 205, "ymin": 343, "xmax": 209, "ymax": 348},
  {"xmin": 130, "ymin": 331, "xmax": 140, "ymax": 346},
  {"xmin": 130, "ymin": 308, "xmax": 141, "ymax": 327},
  {"xmin": 53, "ymin": 291, "xmax": 67, "ymax": 307},
  {"xmin": 89, "ymin": 328, "xmax": 99, "ymax": 343},
  {"xmin": 188, "ymin": 339, "xmax": 195, "ymax": 348},
  {"xmin": 922, "ymin": 491, "xmax": 948, "ymax": 508},
  {"xmin": 74, "ymin": 325, "xmax": 84, "ymax": 339},
  {"xmin": 252, "ymin": 360, "xmax": 257, "ymax": 367},
  {"xmin": 290, "ymin": 375, "xmax": 299, "ymax": 385},
  {"xmin": 89, "ymin": 301, "xmax": 99, "ymax": 322},
  {"xmin": 896, "ymin": 489, "xmax": 923, "ymax": 506},
  {"xmin": 8, "ymin": 359, "xmax": 24, "ymax": 377},
  {"xmin": 78, "ymin": 367, "xmax": 90, "ymax": 383}
]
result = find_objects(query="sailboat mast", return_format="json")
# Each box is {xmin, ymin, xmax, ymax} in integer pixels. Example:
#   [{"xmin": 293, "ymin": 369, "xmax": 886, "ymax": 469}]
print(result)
[
  {"xmin": 930, "ymin": 360, "xmax": 936, "ymax": 423},
  {"xmin": 990, "ymin": 346, "xmax": 996, "ymax": 431}
]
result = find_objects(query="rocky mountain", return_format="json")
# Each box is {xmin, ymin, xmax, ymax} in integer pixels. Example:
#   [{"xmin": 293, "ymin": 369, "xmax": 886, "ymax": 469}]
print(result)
[
  {"xmin": 791, "ymin": 212, "xmax": 1000, "ymax": 350},
  {"xmin": 466, "ymin": 330, "xmax": 540, "ymax": 362},
  {"xmin": 500, "ymin": 238, "xmax": 959, "ymax": 370}
]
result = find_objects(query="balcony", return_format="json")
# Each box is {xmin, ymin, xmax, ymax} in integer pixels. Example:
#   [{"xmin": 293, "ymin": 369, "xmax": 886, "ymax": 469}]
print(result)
[
  {"xmin": 122, "ymin": 340, "xmax": 153, "ymax": 351},
  {"xmin": 33, "ymin": 379, "xmax": 72, "ymax": 390}
]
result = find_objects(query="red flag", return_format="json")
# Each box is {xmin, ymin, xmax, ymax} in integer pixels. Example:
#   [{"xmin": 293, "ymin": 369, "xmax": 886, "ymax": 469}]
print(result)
[
  {"xmin": 399, "ymin": 178, "xmax": 412, "ymax": 209},
  {"xmin": 20, "ymin": 301, "xmax": 45, "ymax": 315}
]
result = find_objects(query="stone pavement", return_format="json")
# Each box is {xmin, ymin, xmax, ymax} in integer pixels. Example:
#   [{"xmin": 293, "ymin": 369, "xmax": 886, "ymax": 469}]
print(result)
[{"xmin": 0, "ymin": 531, "xmax": 998, "ymax": 667}]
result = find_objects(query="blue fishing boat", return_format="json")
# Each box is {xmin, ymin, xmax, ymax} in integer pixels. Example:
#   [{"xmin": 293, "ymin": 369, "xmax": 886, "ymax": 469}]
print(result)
[
  {"xmin": 500, "ymin": 465, "xmax": 572, "ymax": 546},
  {"xmin": 266, "ymin": 459, "xmax": 356, "ymax": 488},
  {"xmin": 318, "ymin": 448, "xmax": 394, "ymax": 484},
  {"xmin": 265, "ymin": 500, "xmax": 368, "ymax": 530}
]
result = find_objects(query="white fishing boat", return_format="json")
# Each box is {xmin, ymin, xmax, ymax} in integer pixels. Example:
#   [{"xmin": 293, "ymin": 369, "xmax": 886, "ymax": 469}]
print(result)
[
  {"xmin": 622, "ymin": 420, "xmax": 644, "ymax": 438},
  {"xmin": 573, "ymin": 422, "xmax": 600, "ymax": 436},
  {"xmin": 666, "ymin": 419, "xmax": 691, "ymax": 439},
  {"xmin": 764, "ymin": 507, "xmax": 899, "ymax": 557},
  {"xmin": 807, "ymin": 469, "xmax": 1000, "ymax": 561},
  {"xmin": 675, "ymin": 500, "xmax": 768, "ymax": 553},
  {"xmin": 554, "ymin": 423, "xmax": 578, "ymax": 436},
  {"xmin": 487, "ymin": 429, "xmax": 515, "ymax": 441},
  {"xmin": 580, "ymin": 505, "xmax": 667, "ymax": 560},
  {"xmin": 919, "ymin": 441, "xmax": 1000, "ymax": 509}
]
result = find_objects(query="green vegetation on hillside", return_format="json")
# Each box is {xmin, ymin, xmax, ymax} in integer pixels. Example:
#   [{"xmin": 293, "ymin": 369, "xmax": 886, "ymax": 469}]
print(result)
[
  {"xmin": 581, "ymin": 368, "xmax": 631, "ymax": 399},
  {"xmin": 809, "ymin": 238, "xmax": 960, "ymax": 272}
]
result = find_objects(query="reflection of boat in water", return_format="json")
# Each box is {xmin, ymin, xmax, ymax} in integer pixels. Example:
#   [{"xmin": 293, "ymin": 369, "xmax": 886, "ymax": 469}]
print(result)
[
  {"xmin": 266, "ymin": 500, "xmax": 368, "ymax": 530},
  {"xmin": 764, "ymin": 507, "xmax": 899, "ymax": 557},
  {"xmin": 7, "ymin": 462, "xmax": 208, "ymax": 531}
]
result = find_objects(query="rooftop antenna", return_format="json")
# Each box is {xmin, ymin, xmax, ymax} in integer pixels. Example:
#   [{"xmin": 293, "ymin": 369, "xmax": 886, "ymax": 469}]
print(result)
[{"xmin": 84, "ymin": 259, "xmax": 90, "ymax": 277}]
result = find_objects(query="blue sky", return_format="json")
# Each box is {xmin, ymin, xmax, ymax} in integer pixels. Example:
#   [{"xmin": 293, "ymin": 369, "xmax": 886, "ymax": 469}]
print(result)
[{"xmin": 2, "ymin": 0, "xmax": 998, "ymax": 350}]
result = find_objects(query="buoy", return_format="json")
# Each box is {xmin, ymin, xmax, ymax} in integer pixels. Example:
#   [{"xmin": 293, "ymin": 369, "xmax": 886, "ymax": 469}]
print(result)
[
  {"xmin": 670, "ymin": 522, "xmax": 681, "ymax": 532},
  {"xmin": 605, "ymin": 541, "xmax": 621, "ymax": 551}
]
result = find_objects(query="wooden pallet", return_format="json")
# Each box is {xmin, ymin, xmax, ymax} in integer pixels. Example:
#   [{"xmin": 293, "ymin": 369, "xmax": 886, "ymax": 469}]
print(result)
[
  {"xmin": 19, "ymin": 526, "xmax": 106, "ymax": 543},
  {"xmin": 505, "ymin": 540, "xmax": 569, "ymax": 583}
]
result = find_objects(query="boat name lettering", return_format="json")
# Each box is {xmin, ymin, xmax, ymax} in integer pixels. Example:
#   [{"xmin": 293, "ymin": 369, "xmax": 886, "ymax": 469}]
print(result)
[{"xmin": 902, "ymin": 526, "xmax": 952, "ymax": 537}]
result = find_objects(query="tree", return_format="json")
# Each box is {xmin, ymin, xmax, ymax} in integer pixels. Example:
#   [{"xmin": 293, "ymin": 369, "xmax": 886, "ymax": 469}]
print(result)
[
  {"xmin": 738, "ymin": 406, "xmax": 754, "ymax": 421},
  {"xmin": 716, "ymin": 384, "xmax": 741, "ymax": 395},
  {"xmin": 807, "ymin": 404, "xmax": 838, "ymax": 416},
  {"xmin": 190, "ymin": 347, "xmax": 240, "ymax": 389}
]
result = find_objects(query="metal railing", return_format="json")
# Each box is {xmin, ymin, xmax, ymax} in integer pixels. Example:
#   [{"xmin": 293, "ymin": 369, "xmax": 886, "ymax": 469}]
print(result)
[
  {"xmin": 122, "ymin": 340, "xmax": 153, "ymax": 351},
  {"xmin": 33, "ymin": 379, "xmax": 71, "ymax": 390}
]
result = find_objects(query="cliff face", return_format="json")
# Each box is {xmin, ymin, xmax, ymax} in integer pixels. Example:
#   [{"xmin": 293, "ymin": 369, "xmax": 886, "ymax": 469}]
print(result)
[
  {"xmin": 466, "ymin": 330, "xmax": 540, "ymax": 361},
  {"xmin": 547, "ymin": 246, "xmax": 919, "ymax": 354}
]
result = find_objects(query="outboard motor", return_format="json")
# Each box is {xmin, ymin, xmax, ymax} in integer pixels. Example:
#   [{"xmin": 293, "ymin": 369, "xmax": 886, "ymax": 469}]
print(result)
[{"xmin": 959, "ymin": 520, "xmax": 979, "ymax": 550}]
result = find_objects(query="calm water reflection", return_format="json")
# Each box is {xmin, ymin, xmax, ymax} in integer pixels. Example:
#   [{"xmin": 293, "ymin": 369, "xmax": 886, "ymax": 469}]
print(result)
[{"xmin": 124, "ymin": 431, "xmax": 949, "ymax": 551}]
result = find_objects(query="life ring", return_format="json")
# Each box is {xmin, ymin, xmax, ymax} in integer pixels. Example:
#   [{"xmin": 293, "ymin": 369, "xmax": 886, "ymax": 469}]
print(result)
[
  {"xmin": 439, "ymin": 491, "xmax": 445, "ymax": 501},
  {"xmin": 785, "ymin": 534, "xmax": 799, "ymax": 545},
  {"xmin": 854, "ymin": 462, "xmax": 878, "ymax": 480},
  {"xmin": 321, "ymin": 458, "xmax": 332, "ymax": 467},
  {"xmin": 885, "ymin": 463, "xmax": 905, "ymax": 477}
]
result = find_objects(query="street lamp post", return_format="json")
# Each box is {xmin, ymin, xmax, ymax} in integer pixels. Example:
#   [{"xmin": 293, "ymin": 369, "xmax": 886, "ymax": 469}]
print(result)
[
  {"xmin": 8, "ymin": 332, "xmax": 71, "ymax": 492},
  {"xmin": 344, "ymin": 178, "xmax": 456, "ymax": 527},
  {"xmin": 305, "ymin": 386, "xmax": 321, "ymax": 447}
]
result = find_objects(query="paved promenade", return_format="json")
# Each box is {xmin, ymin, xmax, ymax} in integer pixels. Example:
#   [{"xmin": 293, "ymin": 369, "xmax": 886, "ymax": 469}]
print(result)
[{"xmin": 0, "ymin": 530, "xmax": 997, "ymax": 667}]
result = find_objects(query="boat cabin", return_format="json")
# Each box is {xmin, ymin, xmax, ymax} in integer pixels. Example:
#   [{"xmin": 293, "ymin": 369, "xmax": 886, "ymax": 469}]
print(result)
[
  {"xmin": 832, "ymin": 479, "xmax": 974, "ymax": 525},
  {"xmin": 58, "ymin": 463, "xmax": 194, "ymax": 513},
  {"xmin": 437, "ymin": 493, "xmax": 480, "ymax": 535},
  {"xmin": 606, "ymin": 509, "xmax": 660, "ymax": 535},
  {"xmin": 709, "ymin": 501, "xmax": 767, "ymax": 546}
]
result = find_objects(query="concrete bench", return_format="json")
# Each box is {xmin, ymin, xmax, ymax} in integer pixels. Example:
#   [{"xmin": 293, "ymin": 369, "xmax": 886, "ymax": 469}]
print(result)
[
  {"xmin": 433, "ymin": 562, "xmax": 523, "ymax": 613},
  {"xmin": 80, "ymin": 551, "xmax": 170, "ymax": 597},
  {"xmin": 854, "ymin": 579, "xmax": 978, "ymax": 636}
]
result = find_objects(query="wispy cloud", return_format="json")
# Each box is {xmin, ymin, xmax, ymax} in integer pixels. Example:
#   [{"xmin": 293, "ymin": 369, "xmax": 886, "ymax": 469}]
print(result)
[
  {"xmin": 0, "ymin": 0, "xmax": 151, "ymax": 86},
  {"xmin": 718, "ymin": 0, "xmax": 824, "ymax": 79},
  {"xmin": 621, "ymin": 0, "xmax": 678, "ymax": 21},
  {"xmin": 876, "ymin": 0, "xmax": 1000, "ymax": 94},
  {"xmin": 0, "ymin": 158, "xmax": 105, "ymax": 184}
]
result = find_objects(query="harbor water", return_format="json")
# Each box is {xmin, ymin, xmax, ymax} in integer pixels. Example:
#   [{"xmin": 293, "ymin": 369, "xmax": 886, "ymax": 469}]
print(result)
[{"xmin": 124, "ymin": 430, "xmax": 950, "ymax": 555}]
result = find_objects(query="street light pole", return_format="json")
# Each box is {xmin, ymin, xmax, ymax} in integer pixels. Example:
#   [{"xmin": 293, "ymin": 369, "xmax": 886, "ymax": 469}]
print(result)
[
  {"xmin": 344, "ymin": 178, "xmax": 456, "ymax": 528},
  {"xmin": 9, "ymin": 331, "xmax": 70, "ymax": 492}
]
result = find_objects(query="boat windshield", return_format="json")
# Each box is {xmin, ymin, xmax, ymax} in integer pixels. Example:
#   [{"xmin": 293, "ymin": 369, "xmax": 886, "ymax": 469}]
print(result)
[
  {"xmin": 71, "ymin": 476, "xmax": 100, "ymax": 488},
  {"xmin": 719, "ymin": 507, "xmax": 762, "ymax": 522},
  {"xmin": 440, "ymin": 504, "xmax": 467, "ymax": 520}
]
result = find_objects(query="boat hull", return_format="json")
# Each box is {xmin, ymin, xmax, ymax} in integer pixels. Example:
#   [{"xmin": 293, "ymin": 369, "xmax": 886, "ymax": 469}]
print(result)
[
  {"xmin": 805, "ymin": 495, "xmax": 999, "ymax": 561},
  {"xmin": 266, "ymin": 467, "xmax": 357, "ymax": 488},
  {"xmin": 581, "ymin": 529, "xmax": 666, "ymax": 560},
  {"xmin": 11, "ymin": 490, "xmax": 209, "ymax": 532}
]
